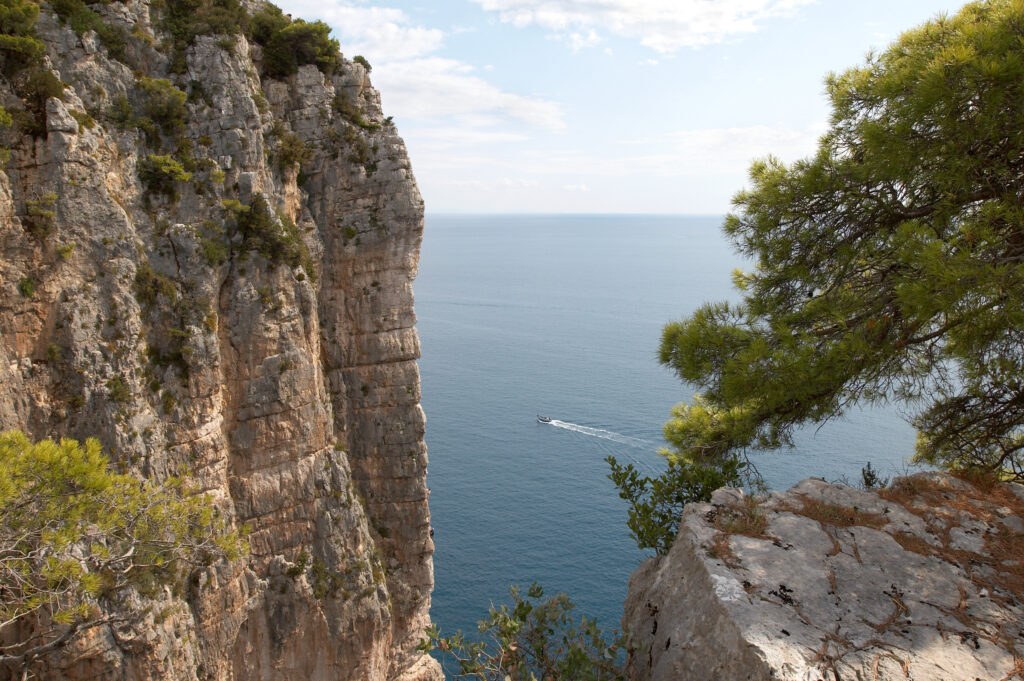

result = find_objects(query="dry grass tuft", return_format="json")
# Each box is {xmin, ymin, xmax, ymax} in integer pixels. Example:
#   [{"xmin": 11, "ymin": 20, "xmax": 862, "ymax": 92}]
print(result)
[
  {"xmin": 708, "ymin": 532, "xmax": 742, "ymax": 569},
  {"xmin": 786, "ymin": 495, "xmax": 887, "ymax": 530},
  {"xmin": 880, "ymin": 474, "xmax": 1024, "ymax": 599},
  {"xmin": 715, "ymin": 495, "xmax": 770, "ymax": 538}
]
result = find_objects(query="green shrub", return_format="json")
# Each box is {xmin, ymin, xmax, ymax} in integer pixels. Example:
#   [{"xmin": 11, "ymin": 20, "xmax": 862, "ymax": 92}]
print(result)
[
  {"xmin": 275, "ymin": 131, "xmax": 310, "ymax": 171},
  {"xmin": 50, "ymin": 0, "xmax": 127, "ymax": 61},
  {"xmin": 134, "ymin": 263, "xmax": 178, "ymax": 307},
  {"xmin": 157, "ymin": 0, "xmax": 250, "ymax": 73},
  {"xmin": 108, "ymin": 94, "xmax": 133, "ymax": 129},
  {"xmin": 138, "ymin": 77, "xmax": 187, "ymax": 138},
  {"xmin": 352, "ymin": 55, "xmax": 370, "ymax": 72},
  {"xmin": 56, "ymin": 243, "xmax": 75, "ymax": 259},
  {"xmin": 17, "ymin": 277, "xmax": 34, "ymax": 297},
  {"xmin": 0, "ymin": 33, "xmax": 45, "ymax": 72},
  {"xmin": 260, "ymin": 18, "xmax": 340, "ymax": 77},
  {"xmin": 249, "ymin": 4, "xmax": 289, "ymax": 44},
  {"xmin": 105, "ymin": 376, "xmax": 131, "ymax": 402},
  {"xmin": 252, "ymin": 90, "xmax": 269, "ymax": 114},
  {"xmin": 14, "ymin": 69, "xmax": 66, "ymax": 133},
  {"xmin": 24, "ymin": 192, "xmax": 57, "ymax": 237},
  {"xmin": 0, "ymin": 431, "xmax": 245, "ymax": 672},
  {"xmin": 0, "ymin": 0, "xmax": 45, "ymax": 75},
  {"xmin": 68, "ymin": 109, "xmax": 95, "ymax": 130},
  {"xmin": 20, "ymin": 69, "xmax": 66, "ymax": 106},
  {"xmin": 332, "ymin": 91, "xmax": 377, "ymax": 130},
  {"xmin": 421, "ymin": 583, "xmax": 625, "ymax": 680},
  {"xmin": 342, "ymin": 126, "xmax": 370, "ymax": 165},
  {"xmin": 0, "ymin": 0, "xmax": 39, "ymax": 37},
  {"xmin": 138, "ymin": 154, "xmax": 192, "ymax": 201},
  {"xmin": 233, "ymin": 193, "xmax": 315, "ymax": 279},
  {"xmin": 187, "ymin": 80, "xmax": 211, "ymax": 107},
  {"xmin": 200, "ymin": 236, "xmax": 228, "ymax": 266},
  {"xmin": 607, "ymin": 454, "xmax": 745, "ymax": 555}
]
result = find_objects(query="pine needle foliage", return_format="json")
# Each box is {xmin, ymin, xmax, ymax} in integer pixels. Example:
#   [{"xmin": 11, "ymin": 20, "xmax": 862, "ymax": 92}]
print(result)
[
  {"xmin": 420, "ymin": 583, "xmax": 625, "ymax": 681},
  {"xmin": 0, "ymin": 431, "xmax": 245, "ymax": 675},
  {"xmin": 613, "ymin": 0, "xmax": 1024, "ymax": 553}
]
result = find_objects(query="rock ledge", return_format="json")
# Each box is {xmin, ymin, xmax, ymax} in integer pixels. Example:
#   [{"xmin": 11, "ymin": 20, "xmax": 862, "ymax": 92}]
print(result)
[{"xmin": 624, "ymin": 472, "xmax": 1024, "ymax": 681}]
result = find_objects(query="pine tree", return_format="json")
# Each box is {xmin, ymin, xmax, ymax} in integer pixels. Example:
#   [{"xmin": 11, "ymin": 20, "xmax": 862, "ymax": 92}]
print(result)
[{"xmin": 613, "ymin": 0, "xmax": 1024, "ymax": 553}]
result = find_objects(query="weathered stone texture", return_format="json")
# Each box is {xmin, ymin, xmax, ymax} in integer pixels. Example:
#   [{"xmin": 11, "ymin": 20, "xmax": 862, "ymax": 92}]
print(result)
[
  {"xmin": 0, "ymin": 5, "xmax": 439, "ymax": 681},
  {"xmin": 624, "ymin": 474, "xmax": 1024, "ymax": 681}
]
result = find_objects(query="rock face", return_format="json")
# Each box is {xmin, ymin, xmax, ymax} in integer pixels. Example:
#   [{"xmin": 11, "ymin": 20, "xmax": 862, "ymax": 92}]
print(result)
[
  {"xmin": 623, "ymin": 473, "xmax": 1024, "ymax": 681},
  {"xmin": 0, "ymin": 3, "xmax": 439, "ymax": 680}
]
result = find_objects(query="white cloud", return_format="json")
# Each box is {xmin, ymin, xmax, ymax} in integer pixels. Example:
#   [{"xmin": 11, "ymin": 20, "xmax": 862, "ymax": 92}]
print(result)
[
  {"xmin": 416, "ymin": 124, "xmax": 824, "ymax": 212},
  {"xmin": 274, "ymin": 1, "xmax": 564, "ymax": 134},
  {"xmin": 374, "ymin": 57, "xmax": 565, "ymax": 131},
  {"xmin": 415, "ymin": 124, "xmax": 821, "ymax": 181},
  {"xmin": 666, "ymin": 124, "xmax": 822, "ymax": 170},
  {"xmin": 403, "ymin": 127, "xmax": 530, "ymax": 146},
  {"xmin": 565, "ymin": 29, "xmax": 603, "ymax": 51},
  {"xmin": 471, "ymin": 0, "xmax": 817, "ymax": 52},
  {"xmin": 277, "ymin": 3, "xmax": 442, "ymax": 61}
]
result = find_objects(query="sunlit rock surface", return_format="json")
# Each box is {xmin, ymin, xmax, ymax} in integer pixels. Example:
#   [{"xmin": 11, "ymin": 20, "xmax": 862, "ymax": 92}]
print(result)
[
  {"xmin": 624, "ymin": 473, "xmax": 1024, "ymax": 681},
  {"xmin": 0, "ymin": 3, "xmax": 438, "ymax": 679}
]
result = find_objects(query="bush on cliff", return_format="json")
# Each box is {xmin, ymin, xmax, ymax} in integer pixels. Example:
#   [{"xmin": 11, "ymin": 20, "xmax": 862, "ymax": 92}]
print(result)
[
  {"xmin": 0, "ymin": 431, "xmax": 245, "ymax": 678},
  {"xmin": 49, "ymin": 0, "xmax": 127, "ymax": 61},
  {"xmin": 612, "ymin": 0, "xmax": 1024, "ymax": 553},
  {"xmin": 0, "ymin": 0, "xmax": 45, "ymax": 74},
  {"xmin": 138, "ymin": 154, "xmax": 192, "ymax": 202},
  {"xmin": 251, "ymin": 4, "xmax": 340, "ymax": 78},
  {"xmin": 229, "ymin": 193, "xmax": 316, "ymax": 280},
  {"xmin": 420, "ymin": 583, "xmax": 625, "ymax": 680}
]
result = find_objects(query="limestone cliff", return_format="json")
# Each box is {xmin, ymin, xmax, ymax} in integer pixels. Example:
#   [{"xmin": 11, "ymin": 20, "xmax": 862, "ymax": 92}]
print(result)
[
  {"xmin": 0, "ymin": 2, "xmax": 439, "ymax": 679},
  {"xmin": 623, "ymin": 473, "xmax": 1024, "ymax": 681}
]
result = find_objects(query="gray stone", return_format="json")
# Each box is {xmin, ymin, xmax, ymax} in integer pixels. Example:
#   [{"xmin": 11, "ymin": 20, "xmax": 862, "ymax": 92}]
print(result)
[
  {"xmin": 624, "ymin": 473, "xmax": 1024, "ymax": 681},
  {"xmin": 0, "ymin": 4, "xmax": 438, "ymax": 681}
]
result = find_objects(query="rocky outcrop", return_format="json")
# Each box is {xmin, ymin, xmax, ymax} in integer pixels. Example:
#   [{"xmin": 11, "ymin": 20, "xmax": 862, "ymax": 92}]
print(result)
[
  {"xmin": 0, "ymin": 2, "xmax": 438, "ymax": 680},
  {"xmin": 624, "ymin": 473, "xmax": 1024, "ymax": 681}
]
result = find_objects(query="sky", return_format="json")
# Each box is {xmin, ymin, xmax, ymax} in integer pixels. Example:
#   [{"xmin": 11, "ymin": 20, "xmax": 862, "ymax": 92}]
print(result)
[{"xmin": 273, "ymin": 0, "xmax": 970, "ymax": 214}]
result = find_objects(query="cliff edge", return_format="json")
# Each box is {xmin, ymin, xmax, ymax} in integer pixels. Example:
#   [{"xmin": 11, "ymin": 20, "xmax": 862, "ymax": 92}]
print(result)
[
  {"xmin": 624, "ymin": 473, "xmax": 1024, "ymax": 681},
  {"xmin": 0, "ymin": 1, "xmax": 439, "ymax": 679}
]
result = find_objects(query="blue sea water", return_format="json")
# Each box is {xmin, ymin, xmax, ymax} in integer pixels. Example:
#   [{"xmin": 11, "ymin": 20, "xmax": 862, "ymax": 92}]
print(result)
[{"xmin": 416, "ymin": 214, "xmax": 917, "ymax": 653}]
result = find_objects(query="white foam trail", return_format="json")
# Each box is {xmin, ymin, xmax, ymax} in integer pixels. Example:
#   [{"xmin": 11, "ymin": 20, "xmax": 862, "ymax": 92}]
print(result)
[
  {"xmin": 548, "ymin": 420, "xmax": 652, "ymax": 449},
  {"xmin": 545, "ymin": 420, "xmax": 662, "ymax": 475}
]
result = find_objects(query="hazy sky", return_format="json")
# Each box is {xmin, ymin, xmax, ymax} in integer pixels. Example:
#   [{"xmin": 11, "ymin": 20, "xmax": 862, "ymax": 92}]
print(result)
[{"xmin": 274, "ymin": 0, "xmax": 968, "ymax": 214}]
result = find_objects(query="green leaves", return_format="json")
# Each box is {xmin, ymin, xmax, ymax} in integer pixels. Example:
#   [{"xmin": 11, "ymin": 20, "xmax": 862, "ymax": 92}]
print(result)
[
  {"xmin": 423, "ymin": 584, "xmax": 625, "ymax": 681},
  {"xmin": 614, "ymin": 0, "xmax": 1024, "ymax": 556},
  {"xmin": 138, "ymin": 154, "xmax": 192, "ymax": 202},
  {"xmin": 252, "ymin": 8, "xmax": 341, "ymax": 78},
  {"xmin": 0, "ymin": 431, "xmax": 245, "ymax": 670},
  {"xmin": 608, "ymin": 455, "xmax": 743, "ymax": 555},
  {"xmin": 688, "ymin": 0, "xmax": 1024, "ymax": 480}
]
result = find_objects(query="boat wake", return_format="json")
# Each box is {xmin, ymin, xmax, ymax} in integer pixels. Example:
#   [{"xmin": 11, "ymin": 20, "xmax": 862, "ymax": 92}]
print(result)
[
  {"xmin": 539, "ymin": 418, "xmax": 663, "ymax": 475},
  {"xmin": 547, "ymin": 420, "xmax": 652, "ymax": 450}
]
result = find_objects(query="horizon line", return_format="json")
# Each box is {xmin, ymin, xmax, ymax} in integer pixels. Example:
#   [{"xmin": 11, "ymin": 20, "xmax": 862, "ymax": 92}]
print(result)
[{"xmin": 424, "ymin": 211, "xmax": 727, "ymax": 217}]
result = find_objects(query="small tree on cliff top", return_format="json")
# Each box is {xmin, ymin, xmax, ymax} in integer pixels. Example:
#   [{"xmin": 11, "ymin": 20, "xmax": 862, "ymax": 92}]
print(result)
[
  {"xmin": 0, "ymin": 431, "xmax": 245, "ymax": 678},
  {"xmin": 613, "ymin": 0, "xmax": 1024, "ymax": 553}
]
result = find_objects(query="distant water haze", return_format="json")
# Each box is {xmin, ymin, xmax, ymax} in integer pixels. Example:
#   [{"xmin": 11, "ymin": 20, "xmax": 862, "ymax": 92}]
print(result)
[{"xmin": 416, "ymin": 214, "xmax": 917, "ymax": 655}]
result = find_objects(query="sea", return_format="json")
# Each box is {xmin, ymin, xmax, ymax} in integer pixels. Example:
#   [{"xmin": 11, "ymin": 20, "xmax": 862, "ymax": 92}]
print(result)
[{"xmin": 415, "ymin": 214, "xmax": 918, "ymax": 657}]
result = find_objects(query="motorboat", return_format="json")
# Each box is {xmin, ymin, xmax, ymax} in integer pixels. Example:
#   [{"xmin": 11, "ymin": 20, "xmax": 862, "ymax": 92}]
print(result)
[{"xmin": 537, "ymin": 415, "xmax": 552, "ymax": 423}]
